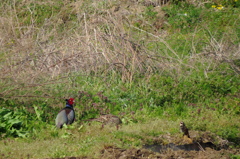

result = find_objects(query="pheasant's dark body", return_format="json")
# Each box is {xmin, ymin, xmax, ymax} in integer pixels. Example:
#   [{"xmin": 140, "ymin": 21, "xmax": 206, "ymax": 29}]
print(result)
[{"xmin": 55, "ymin": 98, "xmax": 75, "ymax": 128}]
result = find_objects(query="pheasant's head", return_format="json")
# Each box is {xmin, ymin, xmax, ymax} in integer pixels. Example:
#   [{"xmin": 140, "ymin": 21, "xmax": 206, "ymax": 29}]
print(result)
[{"xmin": 66, "ymin": 98, "xmax": 75, "ymax": 106}]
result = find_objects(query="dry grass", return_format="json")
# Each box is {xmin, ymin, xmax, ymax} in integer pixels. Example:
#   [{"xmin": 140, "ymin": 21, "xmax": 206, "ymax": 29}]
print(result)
[
  {"xmin": 0, "ymin": 1, "xmax": 239, "ymax": 86},
  {"xmin": 0, "ymin": 0, "xmax": 239, "ymax": 115}
]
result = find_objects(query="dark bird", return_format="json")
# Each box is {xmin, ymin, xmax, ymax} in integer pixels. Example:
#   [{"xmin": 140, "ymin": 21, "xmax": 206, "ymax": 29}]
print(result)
[
  {"xmin": 179, "ymin": 121, "xmax": 190, "ymax": 138},
  {"xmin": 55, "ymin": 98, "xmax": 75, "ymax": 128}
]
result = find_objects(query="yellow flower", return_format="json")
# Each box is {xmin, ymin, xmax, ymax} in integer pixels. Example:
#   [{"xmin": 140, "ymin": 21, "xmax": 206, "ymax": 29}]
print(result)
[
  {"xmin": 216, "ymin": 5, "xmax": 224, "ymax": 10},
  {"xmin": 212, "ymin": 5, "xmax": 216, "ymax": 8}
]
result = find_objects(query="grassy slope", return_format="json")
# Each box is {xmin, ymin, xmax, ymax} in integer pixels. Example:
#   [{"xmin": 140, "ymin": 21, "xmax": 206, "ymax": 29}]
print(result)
[{"xmin": 0, "ymin": 0, "xmax": 240, "ymax": 158}]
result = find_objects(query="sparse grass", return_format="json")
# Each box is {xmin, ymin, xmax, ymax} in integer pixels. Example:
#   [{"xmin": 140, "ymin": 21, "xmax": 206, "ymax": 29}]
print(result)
[{"xmin": 0, "ymin": 0, "xmax": 240, "ymax": 158}]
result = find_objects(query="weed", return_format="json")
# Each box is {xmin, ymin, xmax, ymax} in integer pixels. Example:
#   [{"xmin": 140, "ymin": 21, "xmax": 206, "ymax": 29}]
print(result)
[
  {"xmin": 0, "ymin": 107, "xmax": 29, "ymax": 138},
  {"xmin": 144, "ymin": 5, "xmax": 158, "ymax": 20}
]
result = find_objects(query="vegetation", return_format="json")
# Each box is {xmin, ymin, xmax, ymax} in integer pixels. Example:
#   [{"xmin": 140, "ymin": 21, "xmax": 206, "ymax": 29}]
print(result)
[{"xmin": 0, "ymin": 0, "xmax": 239, "ymax": 158}]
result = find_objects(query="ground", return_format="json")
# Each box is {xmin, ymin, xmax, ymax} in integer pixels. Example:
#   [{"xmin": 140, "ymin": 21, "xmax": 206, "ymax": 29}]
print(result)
[{"xmin": 49, "ymin": 131, "xmax": 240, "ymax": 159}]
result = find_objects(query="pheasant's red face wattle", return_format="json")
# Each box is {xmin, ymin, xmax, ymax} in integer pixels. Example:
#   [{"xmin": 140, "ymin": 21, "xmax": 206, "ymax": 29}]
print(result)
[{"xmin": 68, "ymin": 98, "xmax": 75, "ymax": 105}]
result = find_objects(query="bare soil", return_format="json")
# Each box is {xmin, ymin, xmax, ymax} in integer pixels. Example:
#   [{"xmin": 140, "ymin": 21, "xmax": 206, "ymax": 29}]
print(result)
[
  {"xmin": 50, "ymin": 131, "xmax": 240, "ymax": 159},
  {"xmin": 50, "ymin": 146, "xmax": 239, "ymax": 159}
]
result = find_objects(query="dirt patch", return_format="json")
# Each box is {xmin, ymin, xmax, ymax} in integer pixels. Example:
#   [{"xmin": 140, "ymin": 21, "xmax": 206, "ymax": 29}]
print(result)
[
  {"xmin": 48, "ymin": 157, "xmax": 90, "ymax": 159},
  {"xmin": 141, "ymin": 131, "xmax": 239, "ymax": 159},
  {"xmin": 100, "ymin": 145, "xmax": 160, "ymax": 159},
  {"xmin": 51, "ymin": 145, "xmax": 239, "ymax": 159},
  {"xmin": 51, "ymin": 131, "xmax": 239, "ymax": 159},
  {"xmin": 99, "ymin": 145, "xmax": 239, "ymax": 159}
]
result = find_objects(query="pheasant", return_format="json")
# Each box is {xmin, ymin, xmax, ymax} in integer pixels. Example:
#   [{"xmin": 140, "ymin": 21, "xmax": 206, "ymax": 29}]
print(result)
[
  {"xmin": 91, "ymin": 114, "xmax": 122, "ymax": 125},
  {"xmin": 55, "ymin": 98, "xmax": 75, "ymax": 128},
  {"xmin": 85, "ymin": 114, "xmax": 122, "ymax": 129},
  {"xmin": 179, "ymin": 121, "xmax": 190, "ymax": 138}
]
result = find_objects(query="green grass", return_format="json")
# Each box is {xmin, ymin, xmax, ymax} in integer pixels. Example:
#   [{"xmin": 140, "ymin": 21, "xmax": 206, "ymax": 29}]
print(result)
[{"xmin": 0, "ymin": 0, "xmax": 240, "ymax": 158}]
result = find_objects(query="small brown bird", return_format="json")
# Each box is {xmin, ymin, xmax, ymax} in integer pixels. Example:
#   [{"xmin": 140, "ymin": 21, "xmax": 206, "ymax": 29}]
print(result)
[
  {"xmin": 88, "ymin": 114, "xmax": 122, "ymax": 125},
  {"xmin": 179, "ymin": 121, "xmax": 190, "ymax": 138},
  {"xmin": 85, "ymin": 114, "xmax": 122, "ymax": 129}
]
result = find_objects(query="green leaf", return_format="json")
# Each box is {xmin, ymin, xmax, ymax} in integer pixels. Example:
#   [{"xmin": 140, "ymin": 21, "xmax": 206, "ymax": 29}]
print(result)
[{"xmin": 33, "ymin": 105, "xmax": 42, "ymax": 121}]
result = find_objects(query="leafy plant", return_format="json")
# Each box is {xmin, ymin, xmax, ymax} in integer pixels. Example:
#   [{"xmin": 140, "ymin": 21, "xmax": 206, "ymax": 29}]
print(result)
[
  {"xmin": 163, "ymin": 3, "xmax": 201, "ymax": 32},
  {"xmin": 0, "ymin": 108, "xmax": 28, "ymax": 138}
]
